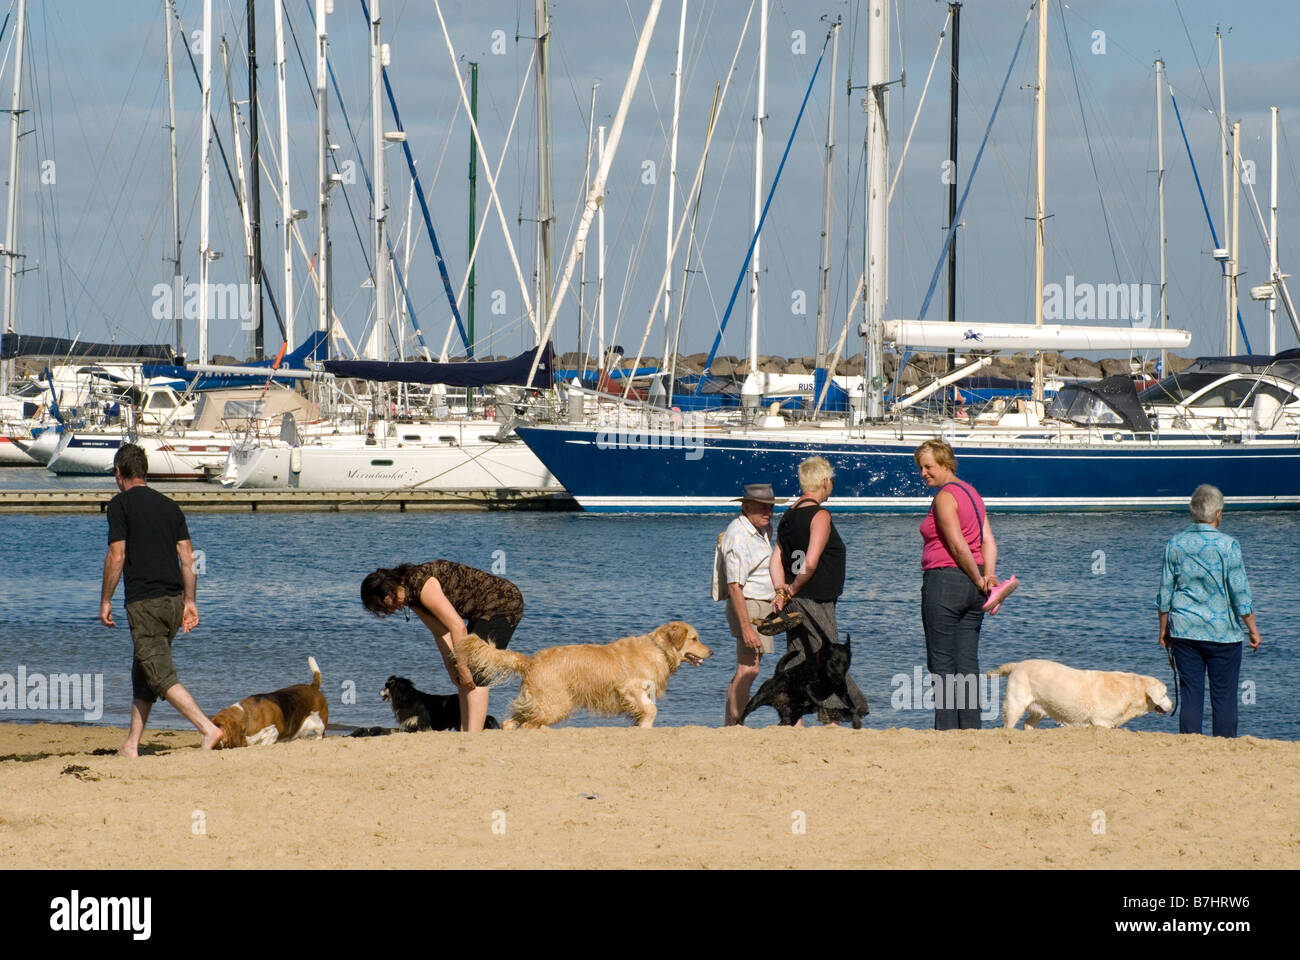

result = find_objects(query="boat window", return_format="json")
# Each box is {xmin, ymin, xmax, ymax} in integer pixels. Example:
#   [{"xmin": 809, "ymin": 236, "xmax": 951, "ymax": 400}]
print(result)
[
  {"xmin": 1139, "ymin": 372, "xmax": 1220, "ymax": 404},
  {"xmin": 1190, "ymin": 378, "xmax": 1261, "ymax": 409},
  {"xmin": 149, "ymin": 393, "xmax": 175, "ymax": 409},
  {"xmin": 402, "ymin": 434, "xmax": 422, "ymax": 441},
  {"xmin": 370, "ymin": 459, "xmax": 394, "ymax": 466}
]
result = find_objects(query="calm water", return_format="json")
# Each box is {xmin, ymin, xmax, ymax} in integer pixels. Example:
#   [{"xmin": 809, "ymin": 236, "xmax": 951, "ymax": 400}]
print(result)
[{"xmin": 1, "ymin": 478, "xmax": 1296, "ymax": 739}]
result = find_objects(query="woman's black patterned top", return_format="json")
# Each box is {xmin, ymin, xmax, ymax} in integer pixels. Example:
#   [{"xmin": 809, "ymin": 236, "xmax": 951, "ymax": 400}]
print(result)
[{"xmin": 405, "ymin": 560, "xmax": 524, "ymax": 625}]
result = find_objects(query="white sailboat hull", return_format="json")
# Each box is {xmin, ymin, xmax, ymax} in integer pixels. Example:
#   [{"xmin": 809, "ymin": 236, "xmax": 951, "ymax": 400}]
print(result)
[{"xmin": 222, "ymin": 437, "xmax": 562, "ymax": 491}]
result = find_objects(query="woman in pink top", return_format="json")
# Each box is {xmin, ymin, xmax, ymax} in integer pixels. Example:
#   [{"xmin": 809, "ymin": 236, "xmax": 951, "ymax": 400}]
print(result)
[{"xmin": 914, "ymin": 439, "xmax": 1001, "ymax": 729}]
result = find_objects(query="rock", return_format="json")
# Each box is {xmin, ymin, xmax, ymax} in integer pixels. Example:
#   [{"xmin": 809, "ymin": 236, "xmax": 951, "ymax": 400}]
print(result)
[
  {"xmin": 784, "ymin": 360, "xmax": 810, "ymax": 375},
  {"xmin": 1099, "ymin": 358, "xmax": 1132, "ymax": 378},
  {"xmin": 1064, "ymin": 356, "xmax": 1101, "ymax": 378},
  {"xmin": 1163, "ymin": 353, "xmax": 1196, "ymax": 374},
  {"xmin": 711, "ymin": 358, "xmax": 736, "ymax": 376}
]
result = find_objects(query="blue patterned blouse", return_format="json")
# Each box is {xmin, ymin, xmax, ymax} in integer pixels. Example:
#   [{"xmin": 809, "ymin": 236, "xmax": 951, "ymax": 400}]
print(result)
[{"xmin": 1156, "ymin": 523, "xmax": 1254, "ymax": 644}]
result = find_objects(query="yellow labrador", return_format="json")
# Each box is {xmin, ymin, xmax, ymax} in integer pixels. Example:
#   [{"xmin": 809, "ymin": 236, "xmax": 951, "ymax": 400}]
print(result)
[{"xmin": 987, "ymin": 659, "xmax": 1173, "ymax": 730}]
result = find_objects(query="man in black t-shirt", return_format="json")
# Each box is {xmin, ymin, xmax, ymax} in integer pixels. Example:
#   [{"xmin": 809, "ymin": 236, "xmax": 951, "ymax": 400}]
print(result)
[{"xmin": 100, "ymin": 443, "xmax": 220, "ymax": 756}]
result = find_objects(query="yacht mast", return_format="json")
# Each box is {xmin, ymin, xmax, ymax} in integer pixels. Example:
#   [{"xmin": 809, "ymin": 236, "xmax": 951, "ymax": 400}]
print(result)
[
  {"xmin": 1270, "ymin": 105, "xmax": 1279, "ymax": 355},
  {"xmin": 315, "ymin": 0, "xmax": 331, "ymax": 354},
  {"xmin": 597, "ymin": 124, "xmax": 606, "ymax": 364},
  {"xmin": 578, "ymin": 83, "xmax": 597, "ymax": 368},
  {"xmin": 863, "ymin": 0, "xmax": 889, "ymax": 419},
  {"xmin": 368, "ymin": 0, "xmax": 388, "ymax": 361},
  {"xmin": 815, "ymin": 17, "xmax": 840, "ymax": 375},
  {"xmin": 273, "ymin": 0, "xmax": 293, "ymax": 347},
  {"xmin": 535, "ymin": 0, "xmax": 553, "ymax": 343},
  {"xmin": 1217, "ymin": 28, "xmax": 1231, "ymax": 348},
  {"xmin": 1032, "ymin": 0, "xmax": 1048, "ymax": 404},
  {"xmin": 661, "ymin": 1, "xmax": 687, "ymax": 374},
  {"xmin": 748, "ymin": 0, "xmax": 767, "ymax": 376},
  {"xmin": 0, "ymin": 0, "xmax": 24, "ymax": 395},
  {"xmin": 1230, "ymin": 119, "xmax": 1240, "ymax": 354},
  {"xmin": 199, "ymin": 0, "xmax": 213, "ymax": 364},
  {"xmin": 164, "ymin": 0, "xmax": 183, "ymax": 355},
  {"xmin": 248, "ymin": 0, "xmax": 263, "ymax": 358},
  {"xmin": 1156, "ymin": 59, "xmax": 1167, "ymax": 376}
]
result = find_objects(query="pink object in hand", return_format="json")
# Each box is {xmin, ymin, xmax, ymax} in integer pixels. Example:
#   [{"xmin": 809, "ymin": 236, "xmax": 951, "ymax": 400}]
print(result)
[{"xmin": 981, "ymin": 575, "xmax": 1019, "ymax": 615}]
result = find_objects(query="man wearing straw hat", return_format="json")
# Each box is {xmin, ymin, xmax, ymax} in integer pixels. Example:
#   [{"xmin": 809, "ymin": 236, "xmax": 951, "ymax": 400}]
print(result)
[{"xmin": 721, "ymin": 483, "xmax": 780, "ymax": 725}]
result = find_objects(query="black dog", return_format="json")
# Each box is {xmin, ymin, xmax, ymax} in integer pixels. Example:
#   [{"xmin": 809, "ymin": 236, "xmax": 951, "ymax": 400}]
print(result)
[
  {"xmin": 381, "ymin": 676, "xmax": 501, "ymax": 731},
  {"xmin": 741, "ymin": 635, "xmax": 868, "ymax": 729}
]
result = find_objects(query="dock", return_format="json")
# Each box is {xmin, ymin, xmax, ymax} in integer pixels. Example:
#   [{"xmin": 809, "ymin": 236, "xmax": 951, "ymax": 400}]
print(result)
[{"xmin": 0, "ymin": 487, "xmax": 578, "ymax": 514}]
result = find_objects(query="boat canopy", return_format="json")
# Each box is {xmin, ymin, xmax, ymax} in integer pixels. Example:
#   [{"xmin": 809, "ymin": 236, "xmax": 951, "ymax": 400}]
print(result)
[
  {"xmin": 141, "ymin": 331, "xmax": 329, "ymax": 388},
  {"xmin": 1047, "ymin": 374, "xmax": 1152, "ymax": 432},
  {"xmin": 1178, "ymin": 348, "xmax": 1300, "ymax": 381},
  {"xmin": 323, "ymin": 343, "xmax": 553, "ymax": 389},
  {"xmin": 2, "ymin": 334, "xmax": 177, "ymax": 362}
]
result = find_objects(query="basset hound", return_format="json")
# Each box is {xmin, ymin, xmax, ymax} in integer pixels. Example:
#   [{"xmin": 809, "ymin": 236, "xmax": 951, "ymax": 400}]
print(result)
[{"xmin": 212, "ymin": 656, "xmax": 329, "ymax": 748}]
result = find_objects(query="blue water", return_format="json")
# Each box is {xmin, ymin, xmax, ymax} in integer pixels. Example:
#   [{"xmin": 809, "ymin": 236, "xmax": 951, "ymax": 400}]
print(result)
[{"xmin": 1, "ymin": 494, "xmax": 1295, "ymax": 739}]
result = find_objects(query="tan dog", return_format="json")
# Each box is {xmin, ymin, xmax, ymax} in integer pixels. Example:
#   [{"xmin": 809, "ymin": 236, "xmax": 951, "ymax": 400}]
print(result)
[
  {"xmin": 988, "ymin": 659, "xmax": 1173, "ymax": 730},
  {"xmin": 212, "ymin": 656, "xmax": 329, "ymax": 748},
  {"xmin": 457, "ymin": 621, "xmax": 711, "ymax": 728}
]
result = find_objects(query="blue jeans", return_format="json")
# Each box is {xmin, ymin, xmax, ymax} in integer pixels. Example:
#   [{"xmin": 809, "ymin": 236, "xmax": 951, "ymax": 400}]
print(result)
[
  {"xmin": 1170, "ymin": 637, "xmax": 1242, "ymax": 737},
  {"xmin": 921, "ymin": 567, "xmax": 985, "ymax": 730}
]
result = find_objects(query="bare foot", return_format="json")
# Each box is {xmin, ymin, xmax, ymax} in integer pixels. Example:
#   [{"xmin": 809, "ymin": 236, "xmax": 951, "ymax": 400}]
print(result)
[
  {"xmin": 201, "ymin": 726, "xmax": 222, "ymax": 750},
  {"xmin": 116, "ymin": 745, "xmax": 139, "ymax": 759}
]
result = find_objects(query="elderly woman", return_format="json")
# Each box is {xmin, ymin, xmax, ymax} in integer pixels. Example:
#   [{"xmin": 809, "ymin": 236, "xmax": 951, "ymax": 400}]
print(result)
[
  {"xmin": 362, "ymin": 561, "xmax": 524, "ymax": 732},
  {"xmin": 914, "ymin": 439, "xmax": 999, "ymax": 730},
  {"xmin": 769, "ymin": 456, "xmax": 869, "ymax": 725},
  {"xmin": 1157, "ymin": 484, "xmax": 1262, "ymax": 737}
]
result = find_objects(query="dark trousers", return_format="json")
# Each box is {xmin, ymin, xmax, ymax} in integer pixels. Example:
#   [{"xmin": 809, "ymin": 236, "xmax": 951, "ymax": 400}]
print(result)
[
  {"xmin": 921, "ymin": 567, "xmax": 985, "ymax": 730},
  {"xmin": 1170, "ymin": 637, "xmax": 1242, "ymax": 737}
]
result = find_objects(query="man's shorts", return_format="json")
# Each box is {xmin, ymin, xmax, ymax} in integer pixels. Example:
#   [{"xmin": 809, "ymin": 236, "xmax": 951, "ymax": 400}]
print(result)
[
  {"xmin": 468, "ymin": 614, "xmax": 517, "ymax": 650},
  {"xmin": 126, "ymin": 595, "xmax": 184, "ymax": 702},
  {"xmin": 727, "ymin": 596, "xmax": 774, "ymax": 656}
]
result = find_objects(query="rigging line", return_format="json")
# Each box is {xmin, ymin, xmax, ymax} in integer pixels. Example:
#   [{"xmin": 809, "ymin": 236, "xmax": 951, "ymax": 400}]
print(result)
[
  {"xmin": 914, "ymin": 4, "xmax": 1034, "ymax": 326},
  {"xmin": 357, "ymin": 0, "xmax": 468, "ymax": 356},
  {"xmin": 1059, "ymin": 7, "xmax": 1123, "ymax": 284},
  {"xmin": 282, "ymin": 1, "xmax": 376, "ymax": 309},
  {"xmin": 886, "ymin": 9, "xmax": 949, "ymax": 205},
  {"xmin": 440, "ymin": 47, "xmax": 536, "ymax": 363},
  {"xmin": 698, "ymin": 28, "xmax": 832, "ymax": 387},
  {"xmin": 1168, "ymin": 84, "xmax": 1251, "ymax": 352},
  {"xmin": 1171, "ymin": 0, "xmax": 1225, "ymax": 128},
  {"xmin": 36, "ymin": 1, "xmax": 71, "ymax": 335}
]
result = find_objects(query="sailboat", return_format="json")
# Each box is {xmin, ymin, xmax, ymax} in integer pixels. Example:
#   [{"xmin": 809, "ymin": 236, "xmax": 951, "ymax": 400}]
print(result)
[{"xmin": 514, "ymin": 0, "xmax": 1300, "ymax": 512}]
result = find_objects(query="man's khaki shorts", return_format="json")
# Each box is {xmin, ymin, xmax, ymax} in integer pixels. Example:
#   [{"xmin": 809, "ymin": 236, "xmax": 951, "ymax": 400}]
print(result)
[
  {"xmin": 727, "ymin": 596, "xmax": 774, "ymax": 656},
  {"xmin": 126, "ymin": 595, "xmax": 184, "ymax": 702}
]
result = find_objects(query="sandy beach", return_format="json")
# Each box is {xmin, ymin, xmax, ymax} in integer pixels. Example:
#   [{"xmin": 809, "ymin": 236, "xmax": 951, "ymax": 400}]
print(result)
[{"xmin": 2, "ymin": 722, "xmax": 1296, "ymax": 869}]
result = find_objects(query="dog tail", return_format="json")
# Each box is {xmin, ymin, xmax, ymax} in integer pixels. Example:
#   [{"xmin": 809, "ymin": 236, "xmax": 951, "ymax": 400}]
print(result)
[
  {"xmin": 984, "ymin": 662, "xmax": 1018, "ymax": 678},
  {"xmin": 456, "ymin": 634, "xmax": 531, "ymax": 687},
  {"xmin": 307, "ymin": 656, "xmax": 322, "ymax": 688}
]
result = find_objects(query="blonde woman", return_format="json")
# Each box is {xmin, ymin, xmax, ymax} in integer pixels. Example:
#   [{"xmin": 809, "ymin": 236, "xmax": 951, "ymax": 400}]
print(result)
[
  {"xmin": 767, "ymin": 456, "xmax": 869, "ymax": 725},
  {"xmin": 914, "ymin": 439, "xmax": 999, "ymax": 730}
]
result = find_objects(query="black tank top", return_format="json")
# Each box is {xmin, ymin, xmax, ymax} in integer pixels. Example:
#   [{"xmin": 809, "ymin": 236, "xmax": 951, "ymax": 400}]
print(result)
[{"xmin": 777, "ymin": 499, "xmax": 846, "ymax": 602}]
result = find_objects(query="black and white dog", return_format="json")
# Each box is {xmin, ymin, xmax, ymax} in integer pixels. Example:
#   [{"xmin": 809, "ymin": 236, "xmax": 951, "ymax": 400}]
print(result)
[{"xmin": 380, "ymin": 675, "xmax": 501, "ymax": 731}]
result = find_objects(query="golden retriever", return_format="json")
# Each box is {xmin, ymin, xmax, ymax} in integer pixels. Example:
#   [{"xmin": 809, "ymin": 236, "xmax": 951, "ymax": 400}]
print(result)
[
  {"xmin": 211, "ymin": 656, "xmax": 329, "ymax": 748},
  {"xmin": 456, "ymin": 621, "xmax": 710, "ymax": 728},
  {"xmin": 988, "ymin": 659, "xmax": 1173, "ymax": 730}
]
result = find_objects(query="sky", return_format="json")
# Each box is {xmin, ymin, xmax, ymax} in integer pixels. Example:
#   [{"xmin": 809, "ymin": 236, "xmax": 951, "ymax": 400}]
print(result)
[{"xmin": 5, "ymin": 0, "xmax": 1300, "ymax": 368}]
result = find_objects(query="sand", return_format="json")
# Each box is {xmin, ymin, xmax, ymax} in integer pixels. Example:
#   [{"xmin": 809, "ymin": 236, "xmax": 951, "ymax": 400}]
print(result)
[{"xmin": 1, "ymin": 722, "xmax": 1296, "ymax": 869}]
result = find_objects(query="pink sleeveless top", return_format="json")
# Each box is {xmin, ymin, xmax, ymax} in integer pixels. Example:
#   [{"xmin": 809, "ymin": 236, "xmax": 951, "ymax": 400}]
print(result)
[{"xmin": 920, "ymin": 480, "xmax": 985, "ymax": 570}]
